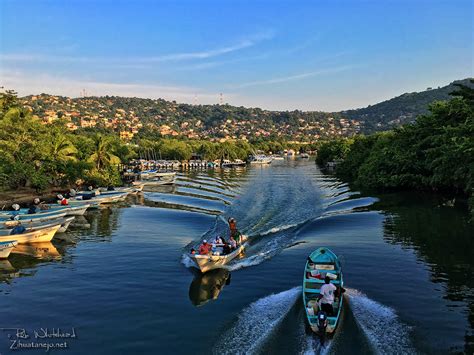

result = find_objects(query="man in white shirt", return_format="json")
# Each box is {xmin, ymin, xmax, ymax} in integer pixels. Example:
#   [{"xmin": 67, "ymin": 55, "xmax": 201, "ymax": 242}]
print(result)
[{"xmin": 318, "ymin": 276, "xmax": 337, "ymax": 315}]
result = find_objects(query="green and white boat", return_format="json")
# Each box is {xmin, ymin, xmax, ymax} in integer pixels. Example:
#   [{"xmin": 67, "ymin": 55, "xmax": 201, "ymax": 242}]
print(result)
[{"xmin": 303, "ymin": 247, "xmax": 344, "ymax": 336}]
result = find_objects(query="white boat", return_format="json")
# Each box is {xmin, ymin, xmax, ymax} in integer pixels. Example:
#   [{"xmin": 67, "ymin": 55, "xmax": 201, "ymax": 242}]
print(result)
[
  {"xmin": 1, "ymin": 216, "xmax": 75, "ymax": 233},
  {"xmin": 134, "ymin": 178, "xmax": 176, "ymax": 187},
  {"xmin": 249, "ymin": 155, "xmax": 272, "ymax": 165},
  {"xmin": 70, "ymin": 191, "xmax": 128, "ymax": 205},
  {"xmin": 0, "ymin": 241, "xmax": 18, "ymax": 258},
  {"xmin": 233, "ymin": 159, "xmax": 247, "ymax": 167},
  {"xmin": 0, "ymin": 224, "xmax": 60, "ymax": 244},
  {"xmin": 190, "ymin": 236, "xmax": 248, "ymax": 273},
  {"xmin": 299, "ymin": 153, "xmax": 310, "ymax": 158},
  {"xmin": 0, "ymin": 212, "xmax": 67, "ymax": 224},
  {"xmin": 153, "ymin": 172, "xmax": 176, "ymax": 179}
]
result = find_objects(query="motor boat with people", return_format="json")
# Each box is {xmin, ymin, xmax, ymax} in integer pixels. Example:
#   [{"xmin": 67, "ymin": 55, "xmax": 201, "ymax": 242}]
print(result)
[
  {"xmin": 303, "ymin": 247, "xmax": 344, "ymax": 343},
  {"xmin": 190, "ymin": 235, "xmax": 248, "ymax": 273}
]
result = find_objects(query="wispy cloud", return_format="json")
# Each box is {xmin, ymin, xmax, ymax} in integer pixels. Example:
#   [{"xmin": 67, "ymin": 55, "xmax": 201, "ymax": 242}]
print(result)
[
  {"xmin": 1, "ymin": 71, "xmax": 227, "ymax": 104},
  {"xmin": 0, "ymin": 30, "xmax": 275, "ymax": 65},
  {"xmin": 229, "ymin": 66, "xmax": 353, "ymax": 89}
]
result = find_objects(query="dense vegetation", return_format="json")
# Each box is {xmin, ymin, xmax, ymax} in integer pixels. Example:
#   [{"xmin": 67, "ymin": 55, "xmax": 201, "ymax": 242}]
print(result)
[
  {"xmin": 343, "ymin": 78, "xmax": 473, "ymax": 131},
  {"xmin": 0, "ymin": 91, "xmax": 317, "ymax": 192},
  {"xmin": 316, "ymin": 82, "xmax": 474, "ymax": 215}
]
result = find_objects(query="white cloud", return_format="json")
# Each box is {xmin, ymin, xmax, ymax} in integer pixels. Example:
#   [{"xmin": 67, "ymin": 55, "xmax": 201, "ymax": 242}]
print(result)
[
  {"xmin": 229, "ymin": 66, "xmax": 353, "ymax": 88},
  {"xmin": 1, "ymin": 71, "xmax": 226, "ymax": 104},
  {"xmin": 0, "ymin": 30, "xmax": 275, "ymax": 66}
]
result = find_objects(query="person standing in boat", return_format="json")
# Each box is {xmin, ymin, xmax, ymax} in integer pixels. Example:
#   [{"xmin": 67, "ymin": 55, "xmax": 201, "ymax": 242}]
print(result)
[
  {"xmin": 318, "ymin": 276, "xmax": 337, "ymax": 316},
  {"xmin": 228, "ymin": 218, "xmax": 242, "ymax": 244}
]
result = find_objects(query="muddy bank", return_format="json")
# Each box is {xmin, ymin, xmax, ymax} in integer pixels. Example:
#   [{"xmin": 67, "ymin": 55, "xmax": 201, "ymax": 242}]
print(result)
[{"xmin": 0, "ymin": 188, "xmax": 65, "ymax": 209}]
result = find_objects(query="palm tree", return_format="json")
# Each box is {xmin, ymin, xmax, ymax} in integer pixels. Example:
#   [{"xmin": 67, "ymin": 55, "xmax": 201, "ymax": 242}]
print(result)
[
  {"xmin": 49, "ymin": 135, "xmax": 77, "ymax": 162},
  {"xmin": 87, "ymin": 134, "xmax": 121, "ymax": 170}
]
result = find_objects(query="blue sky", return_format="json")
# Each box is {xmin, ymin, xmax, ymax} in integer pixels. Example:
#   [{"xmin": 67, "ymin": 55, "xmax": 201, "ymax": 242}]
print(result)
[{"xmin": 0, "ymin": 0, "xmax": 472, "ymax": 111}]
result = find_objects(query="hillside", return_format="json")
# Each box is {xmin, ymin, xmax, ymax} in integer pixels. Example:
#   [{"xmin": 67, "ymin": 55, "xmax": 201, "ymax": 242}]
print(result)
[
  {"xmin": 19, "ymin": 78, "xmax": 472, "ymax": 141},
  {"xmin": 342, "ymin": 78, "xmax": 473, "ymax": 131}
]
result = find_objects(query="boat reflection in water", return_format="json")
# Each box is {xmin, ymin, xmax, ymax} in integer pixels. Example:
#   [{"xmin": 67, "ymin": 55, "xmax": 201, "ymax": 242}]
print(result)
[
  {"xmin": 189, "ymin": 268, "xmax": 231, "ymax": 306},
  {"xmin": 0, "ymin": 242, "xmax": 64, "ymax": 285},
  {"xmin": 12, "ymin": 242, "xmax": 61, "ymax": 260}
]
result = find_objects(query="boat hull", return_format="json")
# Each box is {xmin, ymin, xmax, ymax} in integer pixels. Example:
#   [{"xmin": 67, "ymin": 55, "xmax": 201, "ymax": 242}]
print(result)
[
  {"xmin": 0, "ymin": 241, "xmax": 18, "ymax": 258},
  {"xmin": 191, "ymin": 238, "xmax": 247, "ymax": 273},
  {"xmin": 0, "ymin": 224, "xmax": 60, "ymax": 244}
]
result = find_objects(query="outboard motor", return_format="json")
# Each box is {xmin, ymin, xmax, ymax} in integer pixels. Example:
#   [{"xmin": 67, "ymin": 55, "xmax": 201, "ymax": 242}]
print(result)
[{"xmin": 316, "ymin": 310, "xmax": 328, "ymax": 344}]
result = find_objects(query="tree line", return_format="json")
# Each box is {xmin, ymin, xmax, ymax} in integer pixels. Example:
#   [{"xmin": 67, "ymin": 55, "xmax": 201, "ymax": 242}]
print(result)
[
  {"xmin": 316, "ymin": 81, "xmax": 474, "ymax": 216},
  {"xmin": 0, "ymin": 90, "xmax": 317, "ymax": 192}
]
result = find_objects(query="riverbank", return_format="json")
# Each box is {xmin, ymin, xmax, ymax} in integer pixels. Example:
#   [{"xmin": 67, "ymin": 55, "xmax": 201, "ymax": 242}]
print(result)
[{"xmin": 0, "ymin": 188, "xmax": 62, "ymax": 208}]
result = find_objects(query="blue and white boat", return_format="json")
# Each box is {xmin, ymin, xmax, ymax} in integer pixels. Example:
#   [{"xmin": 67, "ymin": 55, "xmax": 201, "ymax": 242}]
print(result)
[{"xmin": 303, "ymin": 247, "xmax": 344, "ymax": 336}]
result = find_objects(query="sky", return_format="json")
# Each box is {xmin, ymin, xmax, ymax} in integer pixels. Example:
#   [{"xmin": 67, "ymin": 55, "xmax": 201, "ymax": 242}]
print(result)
[{"xmin": 0, "ymin": 0, "xmax": 472, "ymax": 111}]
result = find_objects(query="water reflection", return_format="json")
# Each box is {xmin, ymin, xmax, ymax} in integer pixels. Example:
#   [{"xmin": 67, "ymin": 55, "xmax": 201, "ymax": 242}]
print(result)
[
  {"xmin": 375, "ymin": 192, "xmax": 474, "ymax": 352},
  {"xmin": 189, "ymin": 268, "xmax": 231, "ymax": 306},
  {"xmin": 12, "ymin": 242, "xmax": 61, "ymax": 260}
]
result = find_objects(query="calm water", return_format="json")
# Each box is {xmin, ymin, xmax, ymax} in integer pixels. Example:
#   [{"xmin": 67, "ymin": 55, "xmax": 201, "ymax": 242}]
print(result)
[{"xmin": 0, "ymin": 160, "xmax": 472, "ymax": 354}]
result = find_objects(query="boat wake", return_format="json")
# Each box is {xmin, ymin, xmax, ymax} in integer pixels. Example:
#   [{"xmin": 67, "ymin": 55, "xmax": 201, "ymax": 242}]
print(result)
[
  {"xmin": 213, "ymin": 287, "xmax": 301, "ymax": 355},
  {"xmin": 346, "ymin": 288, "xmax": 415, "ymax": 354}
]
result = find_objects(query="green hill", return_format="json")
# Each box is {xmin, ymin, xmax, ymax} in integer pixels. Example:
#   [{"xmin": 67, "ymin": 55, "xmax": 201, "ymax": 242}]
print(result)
[{"xmin": 341, "ymin": 78, "xmax": 473, "ymax": 132}]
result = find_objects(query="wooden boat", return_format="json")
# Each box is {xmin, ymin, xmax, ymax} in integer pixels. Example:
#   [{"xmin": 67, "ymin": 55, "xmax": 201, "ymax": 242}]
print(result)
[
  {"xmin": 1, "ymin": 216, "xmax": 75, "ymax": 234},
  {"xmin": 0, "ymin": 224, "xmax": 60, "ymax": 244},
  {"xmin": 303, "ymin": 247, "xmax": 344, "ymax": 337},
  {"xmin": 0, "ymin": 212, "xmax": 67, "ymax": 224},
  {"xmin": 70, "ymin": 191, "xmax": 128, "ymax": 205},
  {"xmin": 249, "ymin": 155, "xmax": 272, "ymax": 164},
  {"xmin": 190, "ymin": 236, "xmax": 248, "ymax": 273},
  {"xmin": 134, "ymin": 178, "xmax": 175, "ymax": 187},
  {"xmin": 0, "ymin": 241, "xmax": 18, "ymax": 258}
]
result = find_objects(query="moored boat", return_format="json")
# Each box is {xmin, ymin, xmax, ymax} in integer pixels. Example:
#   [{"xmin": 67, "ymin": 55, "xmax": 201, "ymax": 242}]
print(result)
[
  {"xmin": 303, "ymin": 247, "xmax": 344, "ymax": 338},
  {"xmin": 0, "ymin": 224, "xmax": 60, "ymax": 244},
  {"xmin": 0, "ymin": 212, "xmax": 68, "ymax": 224},
  {"xmin": 1, "ymin": 216, "xmax": 75, "ymax": 234},
  {"xmin": 249, "ymin": 155, "xmax": 272, "ymax": 164},
  {"xmin": 190, "ymin": 236, "xmax": 248, "ymax": 273},
  {"xmin": 0, "ymin": 241, "xmax": 18, "ymax": 258}
]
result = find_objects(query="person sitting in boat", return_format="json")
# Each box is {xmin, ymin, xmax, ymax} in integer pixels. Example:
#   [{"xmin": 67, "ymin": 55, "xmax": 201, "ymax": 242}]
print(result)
[
  {"xmin": 198, "ymin": 240, "xmax": 212, "ymax": 255},
  {"xmin": 57, "ymin": 194, "xmax": 69, "ymax": 206},
  {"xmin": 33, "ymin": 198, "xmax": 49, "ymax": 210},
  {"xmin": 190, "ymin": 248, "xmax": 196, "ymax": 255},
  {"xmin": 228, "ymin": 235, "xmax": 237, "ymax": 251},
  {"xmin": 228, "ymin": 218, "xmax": 243, "ymax": 244},
  {"xmin": 10, "ymin": 223, "xmax": 26, "ymax": 235},
  {"xmin": 27, "ymin": 204, "xmax": 37, "ymax": 214},
  {"xmin": 10, "ymin": 204, "xmax": 21, "ymax": 217},
  {"xmin": 317, "ymin": 276, "xmax": 337, "ymax": 316}
]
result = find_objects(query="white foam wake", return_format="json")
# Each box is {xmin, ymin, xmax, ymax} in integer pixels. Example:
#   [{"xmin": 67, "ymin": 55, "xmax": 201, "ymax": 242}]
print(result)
[
  {"xmin": 213, "ymin": 287, "xmax": 301, "ymax": 355},
  {"xmin": 346, "ymin": 288, "xmax": 414, "ymax": 355},
  {"xmin": 258, "ymin": 223, "xmax": 299, "ymax": 236}
]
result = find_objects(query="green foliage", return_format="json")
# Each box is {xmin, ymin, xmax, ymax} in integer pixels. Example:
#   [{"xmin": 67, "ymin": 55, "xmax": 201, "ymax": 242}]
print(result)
[
  {"xmin": 315, "ymin": 138, "xmax": 353, "ymax": 166},
  {"xmin": 321, "ymin": 82, "xmax": 474, "ymax": 216}
]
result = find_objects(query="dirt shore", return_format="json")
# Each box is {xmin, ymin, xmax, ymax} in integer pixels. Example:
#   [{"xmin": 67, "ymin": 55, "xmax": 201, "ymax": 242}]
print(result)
[{"xmin": 0, "ymin": 188, "xmax": 65, "ymax": 209}]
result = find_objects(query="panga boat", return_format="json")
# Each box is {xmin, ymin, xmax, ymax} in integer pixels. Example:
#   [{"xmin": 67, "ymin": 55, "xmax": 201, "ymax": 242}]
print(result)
[
  {"xmin": 0, "ymin": 216, "xmax": 75, "ymax": 234},
  {"xmin": 190, "ymin": 236, "xmax": 248, "ymax": 273},
  {"xmin": 249, "ymin": 155, "xmax": 272, "ymax": 164},
  {"xmin": 303, "ymin": 247, "xmax": 344, "ymax": 337},
  {"xmin": 0, "ymin": 224, "xmax": 60, "ymax": 244},
  {"xmin": 0, "ymin": 241, "xmax": 18, "ymax": 258},
  {"xmin": 0, "ymin": 212, "xmax": 67, "ymax": 224}
]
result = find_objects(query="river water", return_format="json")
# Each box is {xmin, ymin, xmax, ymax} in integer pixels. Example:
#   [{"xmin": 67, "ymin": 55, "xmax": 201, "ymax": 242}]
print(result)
[{"xmin": 0, "ymin": 160, "xmax": 472, "ymax": 354}]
